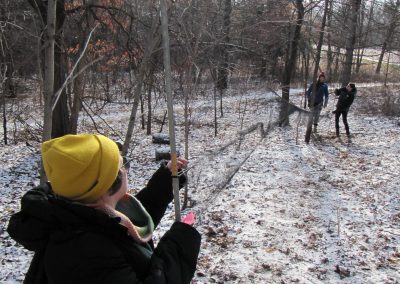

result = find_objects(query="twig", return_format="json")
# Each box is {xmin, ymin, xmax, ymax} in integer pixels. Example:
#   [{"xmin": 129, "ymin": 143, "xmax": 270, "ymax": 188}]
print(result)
[
  {"xmin": 80, "ymin": 98, "xmax": 124, "ymax": 141},
  {"xmin": 52, "ymin": 23, "xmax": 100, "ymax": 111},
  {"xmin": 337, "ymin": 207, "xmax": 341, "ymax": 238},
  {"xmin": 295, "ymin": 112, "xmax": 302, "ymax": 145}
]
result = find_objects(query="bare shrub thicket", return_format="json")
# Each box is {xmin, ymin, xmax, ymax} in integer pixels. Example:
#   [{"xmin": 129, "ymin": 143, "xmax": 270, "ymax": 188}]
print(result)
[
  {"xmin": 381, "ymin": 88, "xmax": 400, "ymax": 117},
  {"xmin": 356, "ymin": 87, "xmax": 400, "ymax": 117}
]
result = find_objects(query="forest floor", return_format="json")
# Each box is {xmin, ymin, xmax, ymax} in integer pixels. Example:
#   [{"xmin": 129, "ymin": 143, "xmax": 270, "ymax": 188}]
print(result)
[{"xmin": 0, "ymin": 83, "xmax": 399, "ymax": 283}]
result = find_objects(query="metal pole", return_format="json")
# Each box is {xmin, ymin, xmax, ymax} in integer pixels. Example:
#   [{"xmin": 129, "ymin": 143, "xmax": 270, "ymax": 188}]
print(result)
[{"xmin": 160, "ymin": 0, "xmax": 181, "ymax": 221}]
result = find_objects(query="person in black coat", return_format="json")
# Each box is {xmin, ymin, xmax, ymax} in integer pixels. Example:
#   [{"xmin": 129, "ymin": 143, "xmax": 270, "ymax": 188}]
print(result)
[
  {"xmin": 7, "ymin": 134, "xmax": 201, "ymax": 284},
  {"xmin": 333, "ymin": 83, "xmax": 357, "ymax": 137}
]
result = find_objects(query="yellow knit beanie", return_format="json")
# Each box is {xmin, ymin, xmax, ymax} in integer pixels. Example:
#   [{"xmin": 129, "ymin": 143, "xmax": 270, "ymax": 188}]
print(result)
[{"xmin": 41, "ymin": 134, "xmax": 120, "ymax": 203}]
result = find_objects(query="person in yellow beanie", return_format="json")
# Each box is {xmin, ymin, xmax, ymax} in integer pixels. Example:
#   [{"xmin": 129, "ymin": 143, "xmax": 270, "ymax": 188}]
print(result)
[{"xmin": 7, "ymin": 134, "xmax": 201, "ymax": 284}]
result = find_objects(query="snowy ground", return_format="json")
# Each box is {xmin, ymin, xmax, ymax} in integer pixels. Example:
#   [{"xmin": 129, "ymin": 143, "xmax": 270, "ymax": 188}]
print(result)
[
  {"xmin": 0, "ymin": 84, "xmax": 399, "ymax": 283},
  {"xmin": 190, "ymin": 118, "xmax": 400, "ymax": 283}
]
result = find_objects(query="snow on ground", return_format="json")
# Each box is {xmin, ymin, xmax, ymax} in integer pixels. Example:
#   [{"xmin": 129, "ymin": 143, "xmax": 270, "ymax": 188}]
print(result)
[
  {"xmin": 0, "ymin": 84, "xmax": 399, "ymax": 283},
  {"xmin": 190, "ymin": 118, "xmax": 400, "ymax": 283}
]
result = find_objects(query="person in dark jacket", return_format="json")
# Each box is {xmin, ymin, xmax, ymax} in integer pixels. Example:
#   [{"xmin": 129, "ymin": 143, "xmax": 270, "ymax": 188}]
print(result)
[
  {"xmin": 333, "ymin": 83, "xmax": 356, "ymax": 137},
  {"xmin": 7, "ymin": 134, "xmax": 201, "ymax": 284},
  {"xmin": 306, "ymin": 72, "xmax": 329, "ymax": 133}
]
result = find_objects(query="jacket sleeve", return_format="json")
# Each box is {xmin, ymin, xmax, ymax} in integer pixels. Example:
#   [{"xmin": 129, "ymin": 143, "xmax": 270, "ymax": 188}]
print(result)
[
  {"xmin": 323, "ymin": 84, "xmax": 329, "ymax": 106},
  {"xmin": 306, "ymin": 84, "xmax": 312, "ymax": 98},
  {"xmin": 148, "ymin": 222, "xmax": 201, "ymax": 284},
  {"xmin": 347, "ymin": 91, "xmax": 355, "ymax": 106},
  {"xmin": 135, "ymin": 162, "xmax": 186, "ymax": 228},
  {"xmin": 338, "ymin": 87, "xmax": 347, "ymax": 94}
]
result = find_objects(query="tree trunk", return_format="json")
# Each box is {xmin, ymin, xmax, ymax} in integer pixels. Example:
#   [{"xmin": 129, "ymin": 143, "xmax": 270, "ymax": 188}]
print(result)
[
  {"xmin": 2, "ymin": 90, "xmax": 6, "ymax": 144},
  {"xmin": 4, "ymin": 64, "xmax": 16, "ymax": 98},
  {"xmin": 69, "ymin": 60, "xmax": 85, "ymax": 134},
  {"xmin": 356, "ymin": 0, "xmax": 374, "ymax": 73},
  {"xmin": 52, "ymin": 46, "xmax": 70, "ymax": 138},
  {"xmin": 122, "ymin": 3, "xmax": 160, "ymax": 157},
  {"xmin": 303, "ymin": 49, "xmax": 310, "ymax": 109},
  {"xmin": 340, "ymin": 0, "xmax": 361, "ymax": 86},
  {"xmin": 279, "ymin": 0, "xmax": 304, "ymax": 126},
  {"xmin": 214, "ymin": 86, "xmax": 218, "ymax": 137},
  {"xmin": 376, "ymin": 29, "xmax": 396, "ymax": 74},
  {"xmin": 140, "ymin": 92, "xmax": 145, "ymax": 130},
  {"xmin": 311, "ymin": 0, "xmax": 329, "ymax": 93},
  {"xmin": 182, "ymin": 69, "xmax": 191, "ymax": 209},
  {"xmin": 326, "ymin": 0, "xmax": 333, "ymax": 79},
  {"xmin": 260, "ymin": 50, "xmax": 267, "ymax": 79},
  {"xmin": 1, "ymin": 67, "xmax": 7, "ymax": 144},
  {"xmin": 146, "ymin": 73, "xmax": 153, "ymax": 135},
  {"xmin": 42, "ymin": 0, "xmax": 56, "ymax": 143},
  {"xmin": 27, "ymin": 0, "xmax": 68, "ymax": 138},
  {"xmin": 355, "ymin": 1, "xmax": 365, "ymax": 74},
  {"xmin": 384, "ymin": 53, "xmax": 391, "ymax": 86},
  {"xmin": 305, "ymin": 0, "xmax": 329, "ymax": 143},
  {"xmin": 270, "ymin": 49, "xmax": 281, "ymax": 78},
  {"xmin": 333, "ymin": 47, "xmax": 341, "ymax": 80},
  {"xmin": 41, "ymin": 0, "xmax": 56, "ymax": 183},
  {"xmin": 376, "ymin": 0, "xmax": 399, "ymax": 74},
  {"xmin": 216, "ymin": 0, "xmax": 231, "ymax": 117},
  {"xmin": 0, "ymin": 4, "xmax": 16, "ymax": 99},
  {"xmin": 355, "ymin": 1, "xmax": 368, "ymax": 73}
]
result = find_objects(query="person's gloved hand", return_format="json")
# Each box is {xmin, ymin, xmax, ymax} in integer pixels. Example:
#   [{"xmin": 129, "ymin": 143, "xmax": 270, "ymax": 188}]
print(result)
[
  {"xmin": 166, "ymin": 157, "xmax": 189, "ymax": 188},
  {"xmin": 167, "ymin": 157, "xmax": 188, "ymax": 172},
  {"xmin": 181, "ymin": 212, "xmax": 196, "ymax": 226},
  {"xmin": 335, "ymin": 88, "xmax": 339, "ymax": 96}
]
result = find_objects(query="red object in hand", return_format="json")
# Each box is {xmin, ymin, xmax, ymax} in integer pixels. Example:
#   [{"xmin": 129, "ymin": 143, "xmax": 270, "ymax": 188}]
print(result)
[{"xmin": 181, "ymin": 212, "xmax": 196, "ymax": 225}]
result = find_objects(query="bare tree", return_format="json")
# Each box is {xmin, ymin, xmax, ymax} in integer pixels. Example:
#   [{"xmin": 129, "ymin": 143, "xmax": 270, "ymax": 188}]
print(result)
[
  {"xmin": 145, "ymin": 67, "xmax": 155, "ymax": 135},
  {"xmin": 6, "ymin": 0, "xmax": 400, "ymax": 153},
  {"xmin": 41, "ymin": 0, "xmax": 56, "ymax": 142},
  {"xmin": 305, "ymin": 0, "xmax": 329, "ymax": 143},
  {"xmin": 311, "ymin": 0, "xmax": 329, "ymax": 95},
  {"xmin": 355, "ymin": 0, "xmax": 376, "ymax": 74},
  {"xmin": 340, "ymin": 0, "xmax": 361, "ymax": 86},
  {"xmin": 122, "ymin": 2, "xmax": 161, "ymax": 157},
  {"xmin": 326, "ymin": 0, "xmax": 334, "ymax": 79},
  {"xmin": 40, "ymin": 0, "xmax": 56, "ymax": 183},
  {"xmin": 27, "ymin": 0, "xmax": 70, "ymax": 138},
  {"xmin": 1, "ymin": 65, "xmax": 7, "ymax": 145},
  {"xmin": 279, "ymin": 0, "xmax": 304, "ymax": 126},
  {"xmin": 375, "ymin": 0, "xmax": 400, "ymax": 74},
  {"xmin": 0, "ymin": 1, "xmax": 17, "ymax": 99},
  {"xmin": 69, "ymin": 59, "xmax": 85, "ymax": 134},
  {"xmin": 215, "ymin": 0, "xmax": 231, "ymax": 118}
]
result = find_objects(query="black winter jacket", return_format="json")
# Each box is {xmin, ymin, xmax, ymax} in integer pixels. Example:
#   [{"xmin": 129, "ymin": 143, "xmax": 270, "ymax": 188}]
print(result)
[
  {"xmin": 7, "ymin": 164, "xmax": 201, "ymax": 284},
  {"xmin": 335, "ymin": 87, "xmax": 356, "ymax": 112}
]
